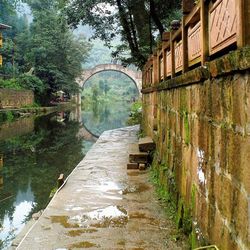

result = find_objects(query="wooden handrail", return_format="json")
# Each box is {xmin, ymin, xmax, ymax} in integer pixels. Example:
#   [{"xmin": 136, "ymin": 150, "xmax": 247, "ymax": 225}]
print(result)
[{"xmin": 142, "ymin": 0, "xmax": 250, "ymax": 87}]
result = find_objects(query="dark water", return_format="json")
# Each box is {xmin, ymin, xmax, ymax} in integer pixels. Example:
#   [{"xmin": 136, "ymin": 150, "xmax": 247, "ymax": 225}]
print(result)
[{"xmin": 0, "ymin": 101, "xmax": 133, "ymax": 249}]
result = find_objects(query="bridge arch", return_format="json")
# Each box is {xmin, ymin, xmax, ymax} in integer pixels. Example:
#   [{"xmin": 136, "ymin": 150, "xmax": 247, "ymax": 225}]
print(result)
[{"xmin": 76, "ymin": 64, "xmax": 142, "ymax": 92}]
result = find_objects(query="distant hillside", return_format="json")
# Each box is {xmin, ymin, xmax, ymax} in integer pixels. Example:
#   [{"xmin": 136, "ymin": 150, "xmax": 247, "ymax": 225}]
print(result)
[{"xmin": 74, "ymin": 25, "xmax": 121, "ymax": 69}]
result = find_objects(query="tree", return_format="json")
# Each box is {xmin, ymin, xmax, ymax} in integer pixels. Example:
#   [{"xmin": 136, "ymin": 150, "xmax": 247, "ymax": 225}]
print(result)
[
  {"xmin": 92, "ymin": 84, "xmax": 99, "ymax": 102},
  {"xmin": 22, "ymin": 3, "xmax": 91, "ymax": 103},
  {"xmin": 63, "ymin": 0, "xmax": 181, "ymax": 69},
  {"xmin": 0, "ymin": 0, "xmax": 92, "ymax": 105},
  {"xmin": 98, "ymin": 79, "xmax": 105, "ymax": 94},
  {"xmin": 103, "ymin": 79, "xmax": 110, "ymax": 95}
]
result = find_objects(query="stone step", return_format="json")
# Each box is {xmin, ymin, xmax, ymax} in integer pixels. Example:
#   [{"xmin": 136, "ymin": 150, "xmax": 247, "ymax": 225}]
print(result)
[
  {"xmin": 138, "ymin": 136, "xmax": 155, "ymax": 152},
  {"xmin": 128, "ymin": 143, "xmax": 149, "ymax": 163},
  {"xmin": 127, "ymin": 162, "xmax": 139, "ymax": 169},
  {"xmin": 139, "ymin": 163, "xmax": 146, "ymax": 171}
]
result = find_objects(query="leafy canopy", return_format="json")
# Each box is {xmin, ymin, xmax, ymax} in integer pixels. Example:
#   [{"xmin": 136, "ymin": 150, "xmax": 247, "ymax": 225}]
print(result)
[
  {"xmin": 62, "ymin": 0, "xmax": 181, "ymax": 69},
  {"xmin": 0, "ymin": 0, "xmax": 92, "ymax": 104}
]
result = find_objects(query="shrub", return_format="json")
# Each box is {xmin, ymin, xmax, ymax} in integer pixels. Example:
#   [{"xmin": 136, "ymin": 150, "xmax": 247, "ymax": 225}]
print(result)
[
  {"xmin": 0, "ymin": 78, "xmax": 23, "ymax": 90},
  {"xmin": 127, "ymin": 101, "xmax": 142, "ymax": 126},
  {"xmin": 17, "ymin": 74, "xmax": 46, "ymax": 95}
]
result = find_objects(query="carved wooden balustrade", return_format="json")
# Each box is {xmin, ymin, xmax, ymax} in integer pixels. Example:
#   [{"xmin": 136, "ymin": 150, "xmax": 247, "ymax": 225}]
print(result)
[{"xmin": 142, "ymin": 0, "xmax": 250, "ymax": 88}]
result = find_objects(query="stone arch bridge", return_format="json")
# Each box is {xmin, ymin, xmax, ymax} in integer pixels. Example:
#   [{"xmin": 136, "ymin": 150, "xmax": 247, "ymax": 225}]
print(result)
[{"xmin": 76, "ymin": 64, "xmax": 142, "ymax": 104}]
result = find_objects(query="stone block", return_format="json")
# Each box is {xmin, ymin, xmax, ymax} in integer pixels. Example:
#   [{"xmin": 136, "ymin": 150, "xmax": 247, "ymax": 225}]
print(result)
[
  {"xmin": 241, "ymin": 138, "xmax": 250, "ymax": 193},
  {"xmin": 210, "ymin": 206, "xmax": 239, "ymax": 250},
  {"xmin": 196, "ymin": 80, "xmax": 207, "ymax": 116},
  {"xmin": 127, "ymin": 163, "xmax": 139, "ymax": 170},
  {"xmin": 190, "ymin": 117, "xmax": 199, "ymax": 148},
  {"xmin": 232, "ymin": 74, "xmax": 247, "ymax": 127},
  {"xmin": 196, "ymin": 192, "xmax": 209, "ymax": 236},
  {"xmin": 233, "ymin": 188, "xmax": 249, "ymax": 245},
  {"xmin": 220, "ymin": 175, "xmax": 233, "ymax": 220},
  {"xmin": 129, "ymin": 152, "xmax": 148, "ymax": 164},
  {"xmin": 138, "ymin": 136, "xmax": 155, "ymax": 152},
  {"xmin": 210, "ymin": 80, "xmax": 223, "ymax": 122},
  {"xmin": 139, "ymin": 163, "xmax": 146, "ymax": 171}
]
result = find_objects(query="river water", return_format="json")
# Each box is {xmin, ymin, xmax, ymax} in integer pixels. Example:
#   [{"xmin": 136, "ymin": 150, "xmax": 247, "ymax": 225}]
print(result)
[{"xmin": 0, "ymin": 101, "xmax": 132, "ymax": 249}]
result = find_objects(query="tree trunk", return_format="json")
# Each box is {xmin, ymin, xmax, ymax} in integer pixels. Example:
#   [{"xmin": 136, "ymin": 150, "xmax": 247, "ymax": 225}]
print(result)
[{"xmin": 149, "ymin": 0, "xmax": 165, "ymax": 38}]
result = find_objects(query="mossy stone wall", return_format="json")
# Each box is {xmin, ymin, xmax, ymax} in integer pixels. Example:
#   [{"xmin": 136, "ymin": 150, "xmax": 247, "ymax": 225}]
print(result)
[
  {"xmin": 142, "ymin": 48, "xmax": 250, "ymax": 250},
  {"xmin": 0, "ymin": 89, "xmax": 34, "ymax": 108}
]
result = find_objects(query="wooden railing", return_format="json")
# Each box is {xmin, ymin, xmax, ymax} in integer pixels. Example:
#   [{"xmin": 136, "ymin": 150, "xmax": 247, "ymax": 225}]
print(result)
[{"xmin": 142, "ymin": 0, "xmax": 250, "ymax": 88}]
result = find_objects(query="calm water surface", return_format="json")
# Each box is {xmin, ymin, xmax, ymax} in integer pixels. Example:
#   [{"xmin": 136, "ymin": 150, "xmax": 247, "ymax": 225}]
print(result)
[{"xmin": 0, "ymin": 101, "xmax": 132, "ymax": 249}]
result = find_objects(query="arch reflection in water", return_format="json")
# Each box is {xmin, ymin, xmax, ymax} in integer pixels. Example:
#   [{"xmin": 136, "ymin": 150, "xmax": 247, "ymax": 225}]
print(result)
[
  {"xmin": 82, "ymin": 101, "xmax": 133, "ymax": 137},
  {"xmin": 81, "ymin": 70, "xmax": 139, "ymax": 137}
]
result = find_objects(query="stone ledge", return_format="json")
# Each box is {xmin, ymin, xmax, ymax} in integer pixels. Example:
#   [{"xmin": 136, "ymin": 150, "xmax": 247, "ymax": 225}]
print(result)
[
  {"xmin": 209, "ymin": 47, "xmax": 250, "ymax": 78},
  {"xmin": 141, "ymin": 47, "xmax": 250, "ymax": 94}
]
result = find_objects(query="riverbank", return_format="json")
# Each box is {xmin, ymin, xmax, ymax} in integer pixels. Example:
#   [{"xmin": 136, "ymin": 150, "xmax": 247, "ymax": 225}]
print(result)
[
  {"xmin": 16, "ymin": 125, "xmax": 188, "ymax": 249},
  {"xmin": 0, "ymin": 102, "xmax": 75, "ymax": 122}
]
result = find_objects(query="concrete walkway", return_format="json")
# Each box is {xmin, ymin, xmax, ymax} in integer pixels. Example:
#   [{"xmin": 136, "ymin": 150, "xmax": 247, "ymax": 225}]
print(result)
[{"xmin": 17, "ymin": 126, "xmax": 188, "ymax": 250}]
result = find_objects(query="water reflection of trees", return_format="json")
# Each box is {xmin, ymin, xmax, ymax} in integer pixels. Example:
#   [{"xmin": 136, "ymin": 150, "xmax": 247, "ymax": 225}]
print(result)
[
  {"xmin": 0, "ymin": 113, "xmax": 85, "ymax": 248},
  {"xmin": 83, "ymin": 100, "xmax": 130, "ymax": 136}
]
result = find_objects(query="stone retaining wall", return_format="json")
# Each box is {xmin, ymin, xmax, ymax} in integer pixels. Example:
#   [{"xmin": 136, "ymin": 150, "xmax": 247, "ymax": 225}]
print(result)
[
  {"xmin": 142, "ymin": 48, "xmax": 250, "ymax": 250},
  {"xmin": 0, "ymin": 89, "xmax": 34, "ymax": 108}
]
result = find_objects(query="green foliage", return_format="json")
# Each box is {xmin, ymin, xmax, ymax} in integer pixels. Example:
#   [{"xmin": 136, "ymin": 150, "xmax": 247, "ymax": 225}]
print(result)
[
  {"xmin": 150, "ymin": 160, "xmax": 177, "ymax": 220},
  {"xmin": 150, "ymin": 154, "xmax": 193, "ymax": 247},
  {"xmin": 0, "ymin": 74, "xmax": 45, "ymax": 95},
  {"xmin": 6, "ymin": 111, "xmax": 14, "ymax": 122},
  {"xmin": 17, "ymin": 74, "xmax": 45, "ymax": 95},
  {"xmin": 126, "ymin": 101, "xmax": 142, "ymax": 126},
  {"xmin": 0, "ymin": 74, "xmax": 45, "ymax": 104},
  {"xmin": 49, "ymin": 187, "xmax": 58, "ymax": 198},
  {"xmin": 82, "ymin": 71, "xmax": 139, "ymax": 105},
  {"xmin": 64, "ymin": 0, "xmax": 182, "ymax": 68},
  {"xmin": 0, "ymin": 0, "xmax": 92, "ymax": 104},
  {"xmin": 0, "ymin": 78, "xmax": 23, "ymax": 90},
  {"xmin": 21, "ymin": 102, "xmax": 40, "ymax": 108}
]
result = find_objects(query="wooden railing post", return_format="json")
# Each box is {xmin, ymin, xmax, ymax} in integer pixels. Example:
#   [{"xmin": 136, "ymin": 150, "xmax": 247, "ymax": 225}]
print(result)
[
  {"xmin": 170, "ymin": 20, "xmax": 181, "ymax": 78},
  {"xmin": 182, "ymin": 16, "xmax": 188, "ymax": 73},
  {"xmin": 157, "ymin": 44, "xmax": 163, "ymax": 82},
  {"xmin": 149, "ymin": 56, "xmax": 153, "ymax": 86},
  {"xmin": 153, "ymin": 52, "xmax": 159, "ymax": 84},
  {"xmin": 200, "ymin": 0, "xmax": 209, "ymax": 65},
  {"xmin": 237, "ymin": 0, "xmax": 250, "ymax": 47},
  {"xmin": 170, "ymin": 31, "xmax": 175, "ymax": 78},
  {"xmin": 182, "ymin": 0, "xmax": 195, "ymax": 14},
  {"xmin": 162, "ymin": 32, "xmax": 170, "ymax": 79},
  {"xmin": 182, "ymin": 0, "xmax": 194, "ymax": 73},
  {"xmin": 142, "ymin": 65, "xmax": 145, "ymax": 88}
]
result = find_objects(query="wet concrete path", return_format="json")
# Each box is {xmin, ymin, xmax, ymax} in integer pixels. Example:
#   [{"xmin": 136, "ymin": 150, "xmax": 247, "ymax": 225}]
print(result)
[{"xmin": 17, "ymin": 126, "xmax": 188, "ymax": 250}]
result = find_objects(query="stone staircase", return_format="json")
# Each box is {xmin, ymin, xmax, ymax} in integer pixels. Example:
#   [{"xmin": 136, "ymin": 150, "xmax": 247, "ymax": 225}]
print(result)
[{"xmin": 127, "ymin": 136, "xmax": 155, "ymax": 170}]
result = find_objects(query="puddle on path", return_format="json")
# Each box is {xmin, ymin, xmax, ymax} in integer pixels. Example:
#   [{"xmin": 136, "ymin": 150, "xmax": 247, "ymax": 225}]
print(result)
[
  {"xmin": 64, "ymin": 205, "xmax": 129, "ymax": 229},
  {"xmin": 88, "ymin": 205, "xmax": 128, "ymax": 228},
  {"xmin": 122, "ymin": 183, "xmax": 150, "ymax": 194}
]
